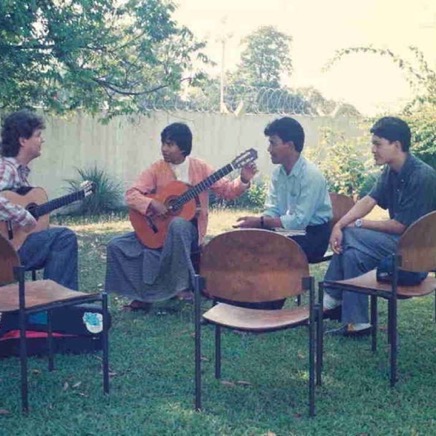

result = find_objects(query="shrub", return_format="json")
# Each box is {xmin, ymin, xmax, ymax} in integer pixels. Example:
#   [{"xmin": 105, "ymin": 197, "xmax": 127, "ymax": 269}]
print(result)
[
  {"xmin": 65, "ymin": 166, "xmax": 124, "ymax": 216},
  {"xmin": 305, "ymin": 126, "xmax": 373, "ymax": 198},
  {"xmin": 210, "ymin": 178, "xmax": 267, "ymax": 211}
]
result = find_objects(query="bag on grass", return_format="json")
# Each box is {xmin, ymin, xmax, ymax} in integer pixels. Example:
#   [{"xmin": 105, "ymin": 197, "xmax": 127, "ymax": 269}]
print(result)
[{"xmin": 0, "ymin": 304, "xmax": 111, "ymax": 358}]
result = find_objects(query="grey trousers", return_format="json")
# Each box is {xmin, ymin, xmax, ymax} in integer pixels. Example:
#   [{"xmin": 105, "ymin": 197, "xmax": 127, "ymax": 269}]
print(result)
[
  {"xmin": 324, "ymin": 227, "xmax": 399, "ymax": 324},
  {"xmin": 105, "ymin": 217, "xmax": 198, "ymax": 303}
]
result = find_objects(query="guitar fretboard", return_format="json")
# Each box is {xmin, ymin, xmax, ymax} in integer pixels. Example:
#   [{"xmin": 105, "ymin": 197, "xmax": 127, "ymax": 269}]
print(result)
[
  {"xmin": 171, "ymin": 163, "xmax": 234, "ymax": 210},
  {"xmin": 32, "ymin": 190, "xmax": 85, "ymax": 218}
]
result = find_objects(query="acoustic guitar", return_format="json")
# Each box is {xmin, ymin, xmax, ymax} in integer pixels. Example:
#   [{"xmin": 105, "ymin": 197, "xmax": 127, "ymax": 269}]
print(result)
[
  {"xmin": 0, "ymin": 181, "xmax": 95, "ymax": 249},
  {"xmin": 129, "ymin": 148, "xmax": 258, "ymax": 249}
]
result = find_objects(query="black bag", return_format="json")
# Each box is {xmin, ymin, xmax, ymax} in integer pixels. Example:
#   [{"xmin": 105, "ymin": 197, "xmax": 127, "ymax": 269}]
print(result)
[
  {"xmin": 376, "ymin": 256, "xmax": 428, "ymax": 286},
  {"xmin": 0, "ymin": 304, "xmax": 111, "ymax": 358}
]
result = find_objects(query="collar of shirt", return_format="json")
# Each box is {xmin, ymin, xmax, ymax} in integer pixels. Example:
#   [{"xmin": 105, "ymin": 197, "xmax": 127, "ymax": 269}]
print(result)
[
  {"xmin": 279, "ymin": 155, "xmax": 305, "ymax": 178},
  {"xmin": 4, "ymin": 156, "xmax": 31, "ymax": 181}
]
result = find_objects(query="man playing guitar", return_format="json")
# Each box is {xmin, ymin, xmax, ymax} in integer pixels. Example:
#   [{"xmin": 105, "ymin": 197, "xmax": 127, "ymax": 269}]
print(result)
[
  {"xmin": 0, "ymin": 110, "xmax": 78, "ymax": 289},
  {"xmin": 105, "ymin": 122, "xmax": 257, "ymax": 311}
]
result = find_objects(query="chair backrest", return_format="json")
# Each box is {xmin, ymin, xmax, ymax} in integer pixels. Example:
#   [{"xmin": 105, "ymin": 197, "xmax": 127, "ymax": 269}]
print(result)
[
  {"xmin": 329, "ymin": 193, "xmax": 354, "ymax": 227},
  {"xmin": 398, "ymin": 211, "xmax": 436, "ymax": 272},
  {"xmin": 0, "ymin": 233, "xmax": 20, "ymax": 285},
  {"xmin": 200, "ymin": 229, "xmax": 310, "ymax": 303}
]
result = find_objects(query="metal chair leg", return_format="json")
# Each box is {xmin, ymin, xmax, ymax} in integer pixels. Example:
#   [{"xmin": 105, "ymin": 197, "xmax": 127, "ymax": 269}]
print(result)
[
  {"xmin": 15, "ymin": 266, "xmax": 29, "ymax": 413},
  {"xmin": 389, "ymin": 296, "xmax": 398, "ymax": 387},
  {"xmin": 102, "ymin": 293, "xmax": 110, "ymax": 394},
  {"xmin": 194, "ymin": 275, "xmax": 203, "ymax": 411},
  {"xmin": 306, "ymin": 276, "xmax": 316, "ymax": 417},
  {"xmin": 47, "ymin": 310, "xmax": 54, "ymax": 371},
  {"xmin": 215, "ymin": 325, "xmax": 221, "ymax": 379},
  {"xmin": 370, "ymin": 295, "xmax": 378, "ymax": 353},
  {"xmin": 315, "ymin": 304, "xmax": 323, "ymax": 387}
]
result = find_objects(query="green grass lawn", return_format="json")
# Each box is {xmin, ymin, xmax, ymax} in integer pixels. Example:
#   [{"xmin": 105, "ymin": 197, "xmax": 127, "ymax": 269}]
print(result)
[{"xmin": 1, "ymin": 209, "xmax": 435, "ymax": 435}]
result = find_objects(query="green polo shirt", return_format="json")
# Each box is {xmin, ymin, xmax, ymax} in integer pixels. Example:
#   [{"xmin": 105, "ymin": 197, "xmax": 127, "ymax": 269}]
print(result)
[{"xmin": 369, "ymin": 154, "xmax": 436, "ymax": 227}]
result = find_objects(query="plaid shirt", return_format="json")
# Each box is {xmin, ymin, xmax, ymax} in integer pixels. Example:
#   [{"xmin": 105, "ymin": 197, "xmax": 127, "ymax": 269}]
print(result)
[{"xmin": 0, "ymin": 156, "xmax": 35, "ymax": 227}]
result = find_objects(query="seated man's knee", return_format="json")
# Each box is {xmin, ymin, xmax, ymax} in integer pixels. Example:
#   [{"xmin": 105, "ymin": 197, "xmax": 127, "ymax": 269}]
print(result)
[
  {"xmin": 168, "ymin": 217, "xmax": 191, "ymax": 233},
  {"xmin": 57, "ymin": 227, "xmax": 78, "ymax": 250}
]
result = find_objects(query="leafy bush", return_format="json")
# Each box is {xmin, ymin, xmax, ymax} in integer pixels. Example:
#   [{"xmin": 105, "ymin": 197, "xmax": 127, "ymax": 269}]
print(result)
[
  {"xmin": 407, "ymin": 109, "xmax": 436, "ymax": 170},
  {"xmin": 305, "ymin": 126, "xmax": 373, "ymax": 198},
  {"xmin": 210, "ymin": 178, "xmax": 267, "ymax": 211},
  {"xmin": 65, "ymin": 166, "xmax": 124, "ymax": 215}
]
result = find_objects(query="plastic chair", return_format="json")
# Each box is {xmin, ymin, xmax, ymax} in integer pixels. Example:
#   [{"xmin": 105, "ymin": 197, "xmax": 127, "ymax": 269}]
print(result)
[
  {"xmin": 320, "ymin": 211, "xmax": 436, "ymax": 386},
  {"xmin": 193, "ymin": 229, "xmax": 322, "ymax": 416},
  {"xmin": 0, "ymin": 234, "xmax": 110, "ymax": 412}
]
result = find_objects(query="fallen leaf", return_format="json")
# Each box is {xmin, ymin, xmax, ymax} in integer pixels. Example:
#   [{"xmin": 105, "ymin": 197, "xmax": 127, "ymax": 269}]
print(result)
[
  {"xmin": 236, "ymin": 380, "xmax": 251, "ymax": 386},
  {"xmin": 63, "ymin": 382, "xmax": 69, "ymax": 391},
  {"xmin": 32, "ymin": 369, "xmax": 41, "ymax": 375},
  {"xmin": 78, "ymin": 392, "xmax": 88, "ymax": 397},
  {"xmin": 221, "ymin": 380, "xmax": 236, "ymax": 387},
  {"xmin": 200, "ymin": 356, "xmax": 209, "ymax": 362},
  {"xmin": 72, "ymin": 382, "xmax": 82, "ymax": 389},
  {"xmin": 0, "ymin": 409, "xmax": 10, "ymax": 415}
]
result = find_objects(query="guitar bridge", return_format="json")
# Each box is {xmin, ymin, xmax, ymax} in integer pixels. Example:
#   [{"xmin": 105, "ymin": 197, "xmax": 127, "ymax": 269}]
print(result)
[{"xmin": 145, "ymin": 216, "xmax": 158, "ymax": 234}]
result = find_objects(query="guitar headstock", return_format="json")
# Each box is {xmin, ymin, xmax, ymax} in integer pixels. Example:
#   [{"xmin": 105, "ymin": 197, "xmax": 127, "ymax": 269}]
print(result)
[
  {"xmin": 80, "ymin": 180, "xmax": 96, "ymax": 197},
  {"xmin": 231, "ymin": 148, "xmax": 258, "ymax": 169}
]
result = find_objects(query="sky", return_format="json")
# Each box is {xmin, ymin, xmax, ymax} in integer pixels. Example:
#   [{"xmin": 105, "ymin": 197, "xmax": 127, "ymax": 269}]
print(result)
[{"xmin": 173, "ymin": 0, "xmax": 436, "ymax": 115}]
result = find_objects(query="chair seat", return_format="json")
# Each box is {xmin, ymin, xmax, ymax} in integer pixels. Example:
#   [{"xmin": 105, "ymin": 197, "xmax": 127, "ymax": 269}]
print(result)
[
  {"xmin": 203, "ymin": 303, "xmax": 310, "ymax": 331},
  {"xmin": 325, "ymin": 270, "xmax": 436, "ymax": 298},
  {"xmin": 0, "ymin": 280, "xmax": 98, "ymax": 312}
]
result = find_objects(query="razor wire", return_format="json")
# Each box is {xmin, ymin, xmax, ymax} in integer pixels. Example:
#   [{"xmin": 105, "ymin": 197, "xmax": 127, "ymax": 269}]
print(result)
[{"xmin": 140, "ymin": 83, "xmax": 317, "ymax": 115}]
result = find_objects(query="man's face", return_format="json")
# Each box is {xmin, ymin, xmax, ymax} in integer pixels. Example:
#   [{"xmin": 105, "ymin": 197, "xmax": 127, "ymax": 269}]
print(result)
[
  {"xmin": 371, "ymin": 134, "xmax": 400, "ymax": 166},
  {"xmin": 20, "ymin": 128, "xmax": 44, "ymax": 160},
  {"xmin": 267, "ymin": 134, "xmax": 292, "ymax": 165},
  {"xmin": 161, "ymin": 139, "xmax": 185, "ymax": 164}
]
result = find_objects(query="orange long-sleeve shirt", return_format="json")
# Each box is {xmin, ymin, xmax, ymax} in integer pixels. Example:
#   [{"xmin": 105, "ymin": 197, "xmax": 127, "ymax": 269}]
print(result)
[{"xmin": 126, "ymin": 157, "xmax": 248, "ymax": 244}]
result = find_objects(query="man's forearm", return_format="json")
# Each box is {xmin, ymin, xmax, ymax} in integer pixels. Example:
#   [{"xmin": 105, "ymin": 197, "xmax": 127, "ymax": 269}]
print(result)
[
  {"xmin": 360, "ymin": 219, "xmax": 405, "ymax": 234},
  {"xmin": 335, "ymin": 195, "xmax": 376, "ymax": 229}
]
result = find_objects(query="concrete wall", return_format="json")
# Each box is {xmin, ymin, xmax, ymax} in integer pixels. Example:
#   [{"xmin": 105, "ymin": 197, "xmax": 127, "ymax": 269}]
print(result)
[{"xmin": 24, "ymin": 111, "xmax": 363, "ymax": 199}]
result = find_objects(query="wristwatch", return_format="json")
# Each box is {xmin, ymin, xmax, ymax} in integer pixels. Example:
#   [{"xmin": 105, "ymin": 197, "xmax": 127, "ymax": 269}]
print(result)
[{"xmin": 355, "ymin": 218, "xmax": 363, "ymax": 228}]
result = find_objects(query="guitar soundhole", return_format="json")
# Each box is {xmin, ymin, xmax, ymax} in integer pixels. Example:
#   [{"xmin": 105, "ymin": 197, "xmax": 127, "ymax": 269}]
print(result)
[
  {"xmin": 166, "ymin": 197, "xmax": 181, "ymax": 214},
  {"xmin": 26, "ymin": 203, "xmax": 39, "ymax": 219}
]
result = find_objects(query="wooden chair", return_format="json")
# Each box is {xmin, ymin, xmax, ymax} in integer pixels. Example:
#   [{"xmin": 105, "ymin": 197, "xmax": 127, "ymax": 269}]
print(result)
[
  {"xmin": 0, "ymin": 234, "xmax": 110, "ymax": 412},
  {"xmin": 320, "ymin": 211, "xmax": 436, "ymax": 386},
  {"xmin": 193, "ymin": 229, "xmax": 322, "ymax": 416},
  {"xmin": 310, "ymin": 192, "xmax": 354, "ymax": 264}
]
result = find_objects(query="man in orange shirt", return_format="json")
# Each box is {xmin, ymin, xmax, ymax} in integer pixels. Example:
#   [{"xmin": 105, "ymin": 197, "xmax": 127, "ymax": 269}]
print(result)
[{"xmin": 105, "ymin": 122, "xmax": 256, "ymax": 311}]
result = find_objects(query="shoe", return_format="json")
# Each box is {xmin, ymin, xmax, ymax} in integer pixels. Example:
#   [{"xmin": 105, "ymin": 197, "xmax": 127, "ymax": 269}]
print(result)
[
  {"xmin": 326, "ymin": 323, "xmax": 371, "ymax": 337},
  {"xmin": 323, "ymin": 305, "xmax": 342, "ymax": 321},
  {"xmin": 122, "ymin": 300, "xmax": 152, "ymax": 312}
]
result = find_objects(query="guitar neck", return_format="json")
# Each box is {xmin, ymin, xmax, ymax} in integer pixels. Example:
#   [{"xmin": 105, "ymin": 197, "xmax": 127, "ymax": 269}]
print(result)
[
  {"xmin": 33, "ymin": 190, "xmax": 85, "ymax": 218},
  {"xmin": 173, "ymin": 163, "xmax": 234, "ymax": 209}
]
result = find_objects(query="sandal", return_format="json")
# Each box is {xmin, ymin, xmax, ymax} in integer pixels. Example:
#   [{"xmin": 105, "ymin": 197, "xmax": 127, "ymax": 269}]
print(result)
[{"xmin": 122, "ymin": 300, "xmax": 152, "ymax": 312}]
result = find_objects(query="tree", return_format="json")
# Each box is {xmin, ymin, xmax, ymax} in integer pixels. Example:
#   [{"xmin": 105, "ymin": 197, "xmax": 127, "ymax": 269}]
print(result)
[
  {"xmin": 326, "ymin": 45, "xmax": 436, "ymax": 168},
  {"xmin": 0, "ymin": 0, "xmax": 207, "ymax": 119},
  {"xmin": 232, "ymin": 26, "xmax": 292, "ymax": 89}
]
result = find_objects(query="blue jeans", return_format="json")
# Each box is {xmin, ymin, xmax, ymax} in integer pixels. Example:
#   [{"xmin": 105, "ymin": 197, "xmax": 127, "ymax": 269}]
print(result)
[
  {"xmin": 324, "ymin": 227, "xmax": 399, "ymax": 324},
  {"xmin": 18, "ymin": 227, "xmax": 78, "ymax": 290}
]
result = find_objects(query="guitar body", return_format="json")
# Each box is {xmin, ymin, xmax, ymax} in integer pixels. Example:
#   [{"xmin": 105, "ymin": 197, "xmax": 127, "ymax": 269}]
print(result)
[
  {"xmin": 129, "ymin": 181, "xmax": 198, "ymax": 249},
  {"xmin": 0, "ymin": 188, "xmax": 50, "ymax": 250}
]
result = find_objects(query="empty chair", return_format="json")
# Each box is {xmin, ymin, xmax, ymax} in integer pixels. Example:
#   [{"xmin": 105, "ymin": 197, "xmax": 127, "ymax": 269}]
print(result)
[{"xmin": 193, "ymin": 229, "xmax": 322, "ymax": 416}]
